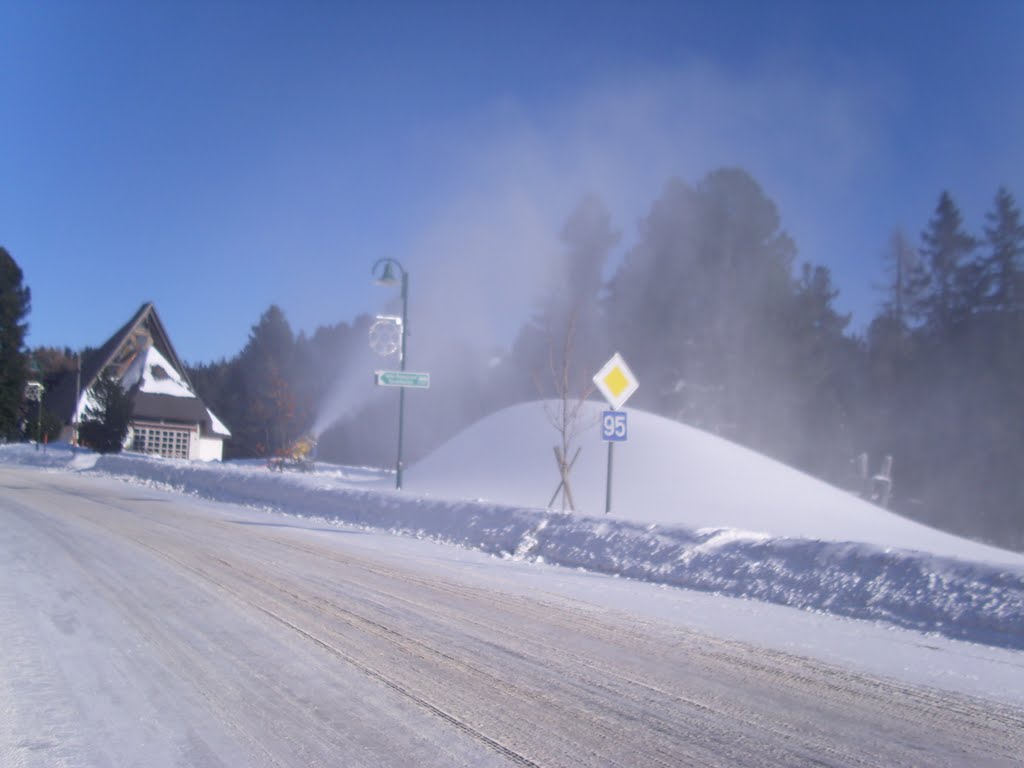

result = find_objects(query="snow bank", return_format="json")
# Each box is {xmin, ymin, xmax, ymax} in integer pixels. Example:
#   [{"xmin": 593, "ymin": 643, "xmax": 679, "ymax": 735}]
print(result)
[
  {"xmin": 0, "ymin": 442, "xmax": 99, "ymax": 471},
  {"xmin": 3, "ymin": 441, "xmax": 1022, "ymax": 650}
]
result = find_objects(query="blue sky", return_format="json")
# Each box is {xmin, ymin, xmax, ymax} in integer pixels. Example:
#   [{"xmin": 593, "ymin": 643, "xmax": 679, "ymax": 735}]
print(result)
[{"xmin": 3, "ymin": 0, "xmax": 1022, "ymax": 364}]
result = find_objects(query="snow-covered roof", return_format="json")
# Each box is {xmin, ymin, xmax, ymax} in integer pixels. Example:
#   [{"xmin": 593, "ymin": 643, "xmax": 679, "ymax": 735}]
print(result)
[
  {"xmin": 121, "ymin": 345, "xmax": 195, "ymax": 398},
  {"xmin": 206, "ymin": 408, "xmax": 231, "ymax": 438}
]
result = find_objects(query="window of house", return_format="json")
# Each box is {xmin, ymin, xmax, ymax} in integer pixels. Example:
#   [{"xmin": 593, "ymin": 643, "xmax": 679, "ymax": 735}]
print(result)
[{"xmin": 131, "ymin": 426, "xmax": 190, "ymax": 459}]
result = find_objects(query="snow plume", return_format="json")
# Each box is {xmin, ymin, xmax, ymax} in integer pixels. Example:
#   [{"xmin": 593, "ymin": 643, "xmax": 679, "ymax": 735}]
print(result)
[
  {"xmin": 309, "ymin": 63, "xmax": 886, "ymax": 465},
  {"xmin": 309, "ymin": 376, "xmax": 374, "ymax": 443},
  {"xmin": 309, "ymin": 331, "xmax": 380, "ymax": 440},
  {"xmin": 390, "ymin": 61, "xmax": 883, "ymax": 369}
]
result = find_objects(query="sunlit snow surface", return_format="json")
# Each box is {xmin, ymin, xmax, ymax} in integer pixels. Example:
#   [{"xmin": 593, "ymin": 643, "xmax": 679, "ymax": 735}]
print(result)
[
  {"xmin": 3, "ymin": 400, "xmax": 1022, "ymax": 673},
  {"xmin": 414, "ymin": 401, "xmax": 1020, "ymax": 562}
]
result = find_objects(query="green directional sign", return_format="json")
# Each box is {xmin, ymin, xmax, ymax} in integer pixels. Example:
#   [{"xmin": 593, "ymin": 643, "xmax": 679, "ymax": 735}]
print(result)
[{"xmin": 375, "ymin": 370, "xmax": 430, "ymax": 389}]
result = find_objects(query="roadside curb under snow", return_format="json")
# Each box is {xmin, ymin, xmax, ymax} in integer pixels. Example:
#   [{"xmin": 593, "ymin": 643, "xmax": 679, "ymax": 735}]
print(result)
[{"xmin": 59, "ymin": 452, "xmax": 1024, "ymax": 651}]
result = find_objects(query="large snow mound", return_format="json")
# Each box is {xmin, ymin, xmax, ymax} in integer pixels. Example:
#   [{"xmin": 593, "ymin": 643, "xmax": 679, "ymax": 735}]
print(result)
[{"xmin": 407, "ymin": 400, "xmax": 1020, "ymax": 565}]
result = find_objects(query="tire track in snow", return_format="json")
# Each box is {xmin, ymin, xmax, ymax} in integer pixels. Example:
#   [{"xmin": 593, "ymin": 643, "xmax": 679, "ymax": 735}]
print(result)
[{"xmin": 245, "ymin": 528, "xmax": 1024, "ymax": 766}]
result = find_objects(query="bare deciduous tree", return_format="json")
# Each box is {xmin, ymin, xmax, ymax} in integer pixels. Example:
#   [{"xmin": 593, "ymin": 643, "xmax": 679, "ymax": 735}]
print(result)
[{"xmin": 536, "ymin": 307, "xmax": 595, "ymax": 512}]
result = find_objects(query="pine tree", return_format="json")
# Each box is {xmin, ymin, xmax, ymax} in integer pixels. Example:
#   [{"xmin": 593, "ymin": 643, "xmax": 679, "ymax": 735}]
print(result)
[
  {"xmin": 606, "ymin": 168, "xmax": 799, "ymax": 447},
  {"xmin": 866, "ymin": 189, "xmax": 1024, "ymax": 547},
  {"xmin": 981, "ymin": 187, "xmax": 1024, "ymax": 311},
  {"xmin": 0, "ymin": 247, "xmax": 32, "ymax": 440},
  {"xmin": 878, "ymin": 230, "xmax": 919, "ymax": 328},
  {"xmin": 913, "ymin": 192, "xmax": 978, "ymax": 332},
  {"xmin": 235, "ymin": 305, "xmax": 300, "ymax": 456},
  {"xmin": 78, "ymin": 368, "xmax": 132, "ymax": 453},
  {"xmin": 503, "ymin": 195, "xmax": 619, "ymax": 407},
  {"xmin": 786, "ymin": 264, "xmax": 857, "ymax": 475},
  {"xmin": 554, "ymin": 195, "xmax": 619, "ymax": 362},
  {"xmin": 605, "ymin": 177, "xmax": 702, "ymax": 420}
]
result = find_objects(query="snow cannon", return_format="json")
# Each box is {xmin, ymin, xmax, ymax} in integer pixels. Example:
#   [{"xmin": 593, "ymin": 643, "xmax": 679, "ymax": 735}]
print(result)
[
  {"xmin": 268, "ymin": 434, "xmax": 318, "ymax": 472},
  {"xmin": 289, "ymin": 434, "xmax": 317, "ymax": 461}
]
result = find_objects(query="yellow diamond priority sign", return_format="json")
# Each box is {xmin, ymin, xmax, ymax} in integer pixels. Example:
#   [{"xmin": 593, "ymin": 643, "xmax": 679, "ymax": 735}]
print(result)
[{"xmin": 593, "ymin": 353, "xmax": 638, "ymax": 410}]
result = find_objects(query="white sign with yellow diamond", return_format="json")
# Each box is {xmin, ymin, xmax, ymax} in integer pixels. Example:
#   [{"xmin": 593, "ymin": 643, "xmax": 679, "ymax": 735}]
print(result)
[{"xmin": 593, "ymin": 352, "xmax": 638, "ymax": 410}]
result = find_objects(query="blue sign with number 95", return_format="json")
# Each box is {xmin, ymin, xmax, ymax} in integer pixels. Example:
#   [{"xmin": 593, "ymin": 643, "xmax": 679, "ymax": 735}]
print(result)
[{"xmin": 602, "ymin": 411, "xmax": 627, "ymax": 441}]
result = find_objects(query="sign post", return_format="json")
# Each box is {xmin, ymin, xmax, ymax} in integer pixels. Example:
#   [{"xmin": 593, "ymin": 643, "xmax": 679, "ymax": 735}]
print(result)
[
  {"xmin": 373, "ymin": 368, "xmax": 430, "ymax": 490},
  {"xmin": 593, "ymin": 353, "xmax": 638, "ymax": 514}
]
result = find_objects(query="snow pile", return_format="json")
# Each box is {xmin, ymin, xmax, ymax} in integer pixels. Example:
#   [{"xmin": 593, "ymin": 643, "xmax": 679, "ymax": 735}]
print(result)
[
  {"xmin": 4, "ymin": 418, "xmax": 1023, "ymax": 650},
  {"xmin": 410, "ymin": 401, "xmax": 1017, "ymax": 563},
  {"xmin": 0, "ymin": 443, "xmax": 99, "ymax": 471}
]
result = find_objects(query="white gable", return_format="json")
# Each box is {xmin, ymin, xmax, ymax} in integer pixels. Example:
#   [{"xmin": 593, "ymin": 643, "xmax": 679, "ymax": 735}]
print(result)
[{"xmin": 121, "ymin": 345, "xmax": 195, "ymax": 398}]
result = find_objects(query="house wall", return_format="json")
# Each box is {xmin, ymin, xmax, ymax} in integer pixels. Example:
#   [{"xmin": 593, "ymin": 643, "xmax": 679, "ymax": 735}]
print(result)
[
  {"xmin": 198, "ymin": 436, "xmax": 225, "ymax": 462},
  {"xmin": 73, "ymin": 419, "xmax": 223, "ymax": 460}
]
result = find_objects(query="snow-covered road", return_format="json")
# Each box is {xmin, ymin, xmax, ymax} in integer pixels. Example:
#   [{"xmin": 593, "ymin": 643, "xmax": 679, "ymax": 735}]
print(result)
[{"xmin": 3, "ymin": 467, "xmax": 1023, "ymax": 767}]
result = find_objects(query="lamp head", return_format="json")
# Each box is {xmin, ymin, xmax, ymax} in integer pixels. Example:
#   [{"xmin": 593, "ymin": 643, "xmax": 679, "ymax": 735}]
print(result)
[{"xmin": 374, "ymin": 260, "xmax": 400, "ymax": 287}]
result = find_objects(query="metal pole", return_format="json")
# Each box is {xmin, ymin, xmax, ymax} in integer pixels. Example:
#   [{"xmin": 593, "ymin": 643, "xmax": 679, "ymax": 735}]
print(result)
[
  {"xmin": 36, "ymin": 394, "xmax": 43, "ymax": 450},
  {"xmin": 395, "ymin": 270, "xmax": 408, "ymax": 490},
  {"xmin": 604, "ymin": 440, "xmax": 614, "ymax": 514},
  {"xmin": 74, "ymin": 352, "xmax": 81, "ymax": 447}
]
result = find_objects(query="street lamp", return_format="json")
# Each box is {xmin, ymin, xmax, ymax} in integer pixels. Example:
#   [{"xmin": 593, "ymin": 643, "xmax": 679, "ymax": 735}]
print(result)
[
  {"xmin": 25, "ymin": 380, "xmax": 44, "ymax": 450},
  {"xmin": 74, "ymin": 352, "xmax": 81, "ymax": 447},
  {"xmin": 372, "ymin": 258, "xmax": 408, "ymax": 490},
  {"xmin": 26, "ymin": 356, "xmax": 45, "ymax": 450}
]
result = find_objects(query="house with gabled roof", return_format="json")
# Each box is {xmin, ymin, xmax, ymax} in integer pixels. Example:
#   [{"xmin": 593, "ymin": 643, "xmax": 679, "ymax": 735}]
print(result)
[{"xmin": 46, "ymin": 302, "xmax": 231, "ymax": 460}]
